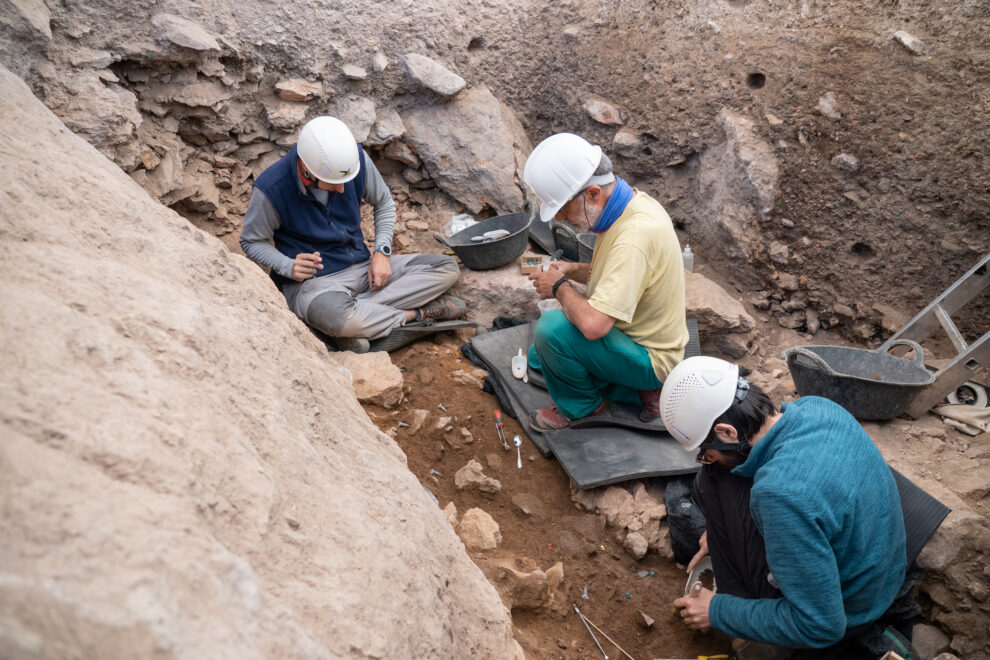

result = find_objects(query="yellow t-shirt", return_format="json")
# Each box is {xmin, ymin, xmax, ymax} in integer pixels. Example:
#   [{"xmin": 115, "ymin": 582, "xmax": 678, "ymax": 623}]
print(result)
[{"xmin": 587, "ymin": 191, "xmax": 688, "ymax": 380}]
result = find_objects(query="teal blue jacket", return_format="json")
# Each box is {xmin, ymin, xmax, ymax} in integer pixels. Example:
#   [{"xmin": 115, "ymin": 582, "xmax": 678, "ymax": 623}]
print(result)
[{"xmin": 708, "ymin": 397, "xmax": 906, "ymax": 648}]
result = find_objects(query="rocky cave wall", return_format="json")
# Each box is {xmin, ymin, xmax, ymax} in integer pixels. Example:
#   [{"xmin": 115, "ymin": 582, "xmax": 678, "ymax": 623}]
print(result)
[{"xmin": 0, "ymin": 65, "xmax": 521, "ymax": 659}]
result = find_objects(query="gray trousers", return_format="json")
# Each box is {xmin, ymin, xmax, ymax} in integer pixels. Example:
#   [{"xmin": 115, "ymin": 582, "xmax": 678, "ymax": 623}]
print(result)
[{"xmin": 283, "ymin": 254, "xmax": 459, "ymax": 340}]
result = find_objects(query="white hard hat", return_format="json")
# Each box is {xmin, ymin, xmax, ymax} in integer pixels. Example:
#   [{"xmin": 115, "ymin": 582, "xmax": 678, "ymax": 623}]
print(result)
[
  {"xmin": 659, "ymin": 356, "xmax": 741, "ymax": 451},
  {"xmin": 523, "ymin": 133, "xmax": 614, "ymax": 222},
  {"xmin": 297, "ymin": 116, "xmax": 361, "ymax": 184}
]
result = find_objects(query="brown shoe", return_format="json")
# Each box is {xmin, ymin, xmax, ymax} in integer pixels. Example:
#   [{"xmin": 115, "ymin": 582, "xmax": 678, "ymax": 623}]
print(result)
[
  {"xmin": 528, "ymin": 401, "xmax": 608, "ymax": 433},
  {"xmin": 416, "ymin": 295, "xmax": 466, "ymax": 323},
  {"xmin": 638, "ymin": 387, "xmax": 662, "ymax": 422}
]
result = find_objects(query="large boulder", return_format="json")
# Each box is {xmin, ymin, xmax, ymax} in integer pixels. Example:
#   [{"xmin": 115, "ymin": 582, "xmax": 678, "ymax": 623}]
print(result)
[
  {"xmin": 685, "ymin": 270, "xmax": 756, "ymax": 358},
  {"xmin": 402, "ymin": 85, "xmax": 532, "ymax": 215},
  {"xmin": 0, "ymin": 65, "xmax": 520, "ymax": 659}
]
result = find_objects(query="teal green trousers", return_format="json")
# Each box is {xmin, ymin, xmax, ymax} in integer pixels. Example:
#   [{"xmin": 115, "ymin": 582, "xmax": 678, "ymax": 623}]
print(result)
[{"xmin": 527, "ymin": 309, "xmax": 663, "ymax": 419}]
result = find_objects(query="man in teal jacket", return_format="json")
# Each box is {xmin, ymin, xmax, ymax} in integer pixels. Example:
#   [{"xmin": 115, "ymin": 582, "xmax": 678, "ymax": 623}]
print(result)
[{"xmin": 661, "ymin": 356, "xmax": 907, "ymax": 659}]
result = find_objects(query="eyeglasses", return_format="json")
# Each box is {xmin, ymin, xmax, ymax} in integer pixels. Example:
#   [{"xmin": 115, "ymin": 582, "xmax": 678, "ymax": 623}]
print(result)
[
  {"xmin": 696, "ymin": 448, "xmax": 716, "ymax": 465},
  {"xmin": 556, "ymin": 187, "xmax": 588, "ymax": 219}
]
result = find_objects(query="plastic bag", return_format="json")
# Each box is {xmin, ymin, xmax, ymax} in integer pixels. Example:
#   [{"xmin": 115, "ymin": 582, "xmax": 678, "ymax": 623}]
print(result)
[{"xmin": 443, "ymin": 213, "xmax": 477, "ymax": 237}]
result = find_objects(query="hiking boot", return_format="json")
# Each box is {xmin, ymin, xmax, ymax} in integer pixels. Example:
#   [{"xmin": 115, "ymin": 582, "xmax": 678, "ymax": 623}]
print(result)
[
  {"xmin": 528, "ymin": 401, "xmax": 608, "ymax": 433},
  {"xmin": 732, "ymin": 638, "xmax": 795, "ymax": 660},
  {"xmin": 416, "ymin": 295, "xmax": 466, "ymax": 324},
  {"xmin": 333, "ymin": 336, "xmax": 370, "ymax": 354},
  {"xmin": 638, "ymin": 387, "xmax": 662, "ymax": 422}
]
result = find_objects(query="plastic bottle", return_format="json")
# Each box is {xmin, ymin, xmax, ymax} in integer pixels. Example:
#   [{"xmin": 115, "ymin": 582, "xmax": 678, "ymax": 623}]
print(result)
[{"xmin": 682, "ymin": 244, "xmax": 694, "ymax": 272}]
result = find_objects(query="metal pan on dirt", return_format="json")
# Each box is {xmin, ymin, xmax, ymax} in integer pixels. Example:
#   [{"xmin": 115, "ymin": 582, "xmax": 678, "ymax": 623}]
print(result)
[{"xmin": 436, "ymin": 211, "xmax": 534, "ymax": 270}]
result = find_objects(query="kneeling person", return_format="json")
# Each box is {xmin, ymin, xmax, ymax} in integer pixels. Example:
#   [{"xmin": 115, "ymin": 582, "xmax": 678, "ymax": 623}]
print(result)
[
  {"xmin": 240, "ymin": 116, "xmax": 464, "ymax": 353},
  {"xmin": 523, "ymin": 133, "xmax": 688, "ymax": 431},
  {"xmin": 663, "ymin": 356, "xmax": 908, "ymax": 658}
]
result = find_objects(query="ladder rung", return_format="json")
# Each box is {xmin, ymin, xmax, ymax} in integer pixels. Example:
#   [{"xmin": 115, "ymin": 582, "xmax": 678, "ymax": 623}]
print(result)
[{"xmin": 934, "ymin": 304, "xmax": 968, "ymax": 353}]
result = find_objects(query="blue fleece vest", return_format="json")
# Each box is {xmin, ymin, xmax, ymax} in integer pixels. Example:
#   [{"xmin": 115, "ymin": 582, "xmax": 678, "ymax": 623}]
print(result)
[{"xmin": 253, "ymin": 145, "xmax": 368, "ymax": 282}]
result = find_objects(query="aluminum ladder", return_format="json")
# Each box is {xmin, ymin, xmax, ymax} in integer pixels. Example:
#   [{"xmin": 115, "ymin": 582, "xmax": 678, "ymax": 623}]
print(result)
[{"xmin": 879, "ymin": 253, "xmax": 990, "ymax": 418}]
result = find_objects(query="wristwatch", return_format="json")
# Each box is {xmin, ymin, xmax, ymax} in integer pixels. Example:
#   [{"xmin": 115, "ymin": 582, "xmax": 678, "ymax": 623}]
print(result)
[{"xmin": 374, "ymin": 245, "xmax": 392, "ymax": 256}]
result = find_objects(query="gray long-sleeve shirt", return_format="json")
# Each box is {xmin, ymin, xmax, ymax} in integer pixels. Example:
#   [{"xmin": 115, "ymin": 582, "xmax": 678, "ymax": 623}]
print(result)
[{"xmin": 239, "ymin": 150, "xmax": 396, "ymax": 279}]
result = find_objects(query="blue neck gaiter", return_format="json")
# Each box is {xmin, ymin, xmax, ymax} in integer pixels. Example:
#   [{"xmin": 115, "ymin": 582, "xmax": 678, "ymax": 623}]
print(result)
[{"xmin": 591, "ymin": 178, "xmax": 634, "ymax": 234}]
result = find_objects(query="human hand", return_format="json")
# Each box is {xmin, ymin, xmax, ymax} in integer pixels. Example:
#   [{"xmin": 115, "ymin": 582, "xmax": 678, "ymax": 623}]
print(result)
[
  {"xmin": 673, "ymin": 586, "xmax": 714, "ymax": 631},
  {"xmin": 368, "ymin": 251, "xmax": 392, "ymax": 291},
  {"xmin": 291, "ymin": 252, "xmax": 323, "ymax": 281},
  {"xmin": 686, "ymin": 530, "xmax": 709, "ymax": 574},
  {"xmin": 528, "ymin": 263, "xmax": 567, "ymax": 299}
]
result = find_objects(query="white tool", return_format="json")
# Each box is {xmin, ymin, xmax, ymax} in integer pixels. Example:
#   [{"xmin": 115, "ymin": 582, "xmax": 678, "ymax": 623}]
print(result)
[
  {"xmin": 573, "ymin": 604, "xmax": 608, "ymax": 659},
  {"xmin": 470, "ymin": 229, "xmax": 511, "ymax": 242},
  {"xmin": 684, "ymin": 556, "xmax": 716, "ymax": 597},
  {"xmin": 513, "ymin": 435, "xmax": 522, "ymax": 468}
]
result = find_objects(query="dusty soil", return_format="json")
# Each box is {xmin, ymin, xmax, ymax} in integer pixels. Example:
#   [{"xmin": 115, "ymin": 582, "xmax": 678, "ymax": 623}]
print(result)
[{"xmin": 362, "ymin": 337, "xmax": 734, "ymax": 660}]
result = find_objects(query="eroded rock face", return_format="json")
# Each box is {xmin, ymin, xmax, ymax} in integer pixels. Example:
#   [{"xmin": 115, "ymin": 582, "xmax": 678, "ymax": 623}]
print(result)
[
  {"xmin": 0, "ymin": 65, "xmax": 520, "ymax": 660},
  {"xmin": 695, "ymin": 109, "xmax": 779, "ymax": 287}
]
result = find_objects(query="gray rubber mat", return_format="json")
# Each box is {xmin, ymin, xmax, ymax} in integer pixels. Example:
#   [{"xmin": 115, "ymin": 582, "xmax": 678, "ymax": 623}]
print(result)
[
  {"xmin": 469, "ymin": 319, "xmax": 700, "ymax": 456},
  {"xmin": 545, "ymin": 426, "xmax": 699, "ymax": 490},
  {"xmin": 370, "ymin": 319, "xmax": 475, "ymax": 352},
  {"xmin": 891, "ymin": 468, "xmax": 950, "ymax": 563}
]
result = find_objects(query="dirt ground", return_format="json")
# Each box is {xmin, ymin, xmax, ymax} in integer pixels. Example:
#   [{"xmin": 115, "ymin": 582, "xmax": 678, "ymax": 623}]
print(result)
[{"xmin": 362, "ymin": 336, "xmax": 734, "ymax": 660}]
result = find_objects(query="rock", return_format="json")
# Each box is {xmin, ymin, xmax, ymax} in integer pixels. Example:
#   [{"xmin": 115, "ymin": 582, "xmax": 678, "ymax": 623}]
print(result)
[
  {"xmin": 335, "ymin": 95, "xmax": 376, "ymax": 143},
  {"xmin": 45, "ymin": 74, "xmax": 142, "ymax": 169},
  {"xmin": 367, "ymin": 107, "xmax": 405, "ymax": 146},
  {"xmin": 894, "ymin": 30, "xmax": 926, "ymax": 55},
  {"xmin": 769, "ymin": 241, "xmax": 790, "ymax": 264},
  {"xmin": 452, "ymin": 368, "xmax": 487, "ymax": 389},
  {"xmin": 485, "ymin": 452, "xmax": 503, "ymax": 472},
  {"xmin": 933, "ymin": 655, "xmax": 961, "ymax": 660},
  {"xmin": 275, "ymin": 78, "xmax": 323, "ymax": 102},
  {"xmin": 478, "ymin": 559, "xmax": 563, "ymax": 610},
  {"xmin": 640, "ymin": 611, "xmax": 655, "ymax": 628},
  {"xmin": 151, "ymin": 13, "xmax": 220, "ymax": 51},
  {"xmin": 511, "ymin": 493, "xmax": 547, "ymax": 519},
  {"xmin": 1, "ymin": 0, "xmax": 52, "ymax": 41},
  {"xmin": 454, "ymin": 459, "xmax": 501, "ymax": 493},
  {"xmin": 598, "ymin": 486, "xmax": 637, "ymax": 528},
  {"xmin": 435, "ymin": 415, "xmax": 451, "ymax": 430},
  {"xmin": 406, "ymin": 220, "xmax": 429, "ymax": 231},
  {"xmin": 331, "ymin": 351, "xmax": 404, "ymax": 408},
  {"xmin": 403, "ymin": 86, "xmax": 532, "ymax": 215},
  {"xmin": 709, "ymin": 332, "xmax": 751, "ymax": 359},
  {"xmin": 831, "ymin": 153, "xmax": 860, "ymax": 172},
  {"xmin": 458, "ymin": 259, "xmax": 539, "ymax": 329},
  {"xmin": 443, "ymin": 501, "xmax": 459, "ymax": 527},
  {"xmin": 408, "ymin": 409, "xmax": 428, "ymax": 434},
  {"xmin": 383, "ymin": 140, "xmax": 421, "ymax": 167},
  {"xmin": 372, "ymin": 51, "xmax": 389, "ymax": 72},
  {"xmin": 765, "ymin": 112, "xmax": 784, "ymax": 128},
  {"xmin": 685, "ymin": 271, "xmax": 756, "ymax": 337},
  {"xmin": 777, "ymin": 272, "xmax": 800, "ymax": 291},
  {"xmin": 912, "ymin": 623, "xmax": 950, "ymax": 659},
  {"xmin": 623, "ymin": 531, "xmax": 649, "ymax": 559},
  {"xmin": 805, "ymin": 308, "xmax": 820, "ymax": 334},
  {"xmin": 69, "ymin": 48, "xmax": 113, "ymax": 69},
  {"xmin": 458, "ymin": 508, "xmax": 502, "ymax": 550},
  {"xmin": 582, "ymin": 98, "xmax": 623, "ymax": 125},
  {"xmin": 696, "ymin": 110, "xmax": 779, "ymax": 287},
  {"xmin": 612, "ymin": 127, "xmax": 642, "ymax": 157},
  {"xmin": 919, "ymin": 509, "xmax": 988, "ymax": 571},
  {"xmin": 266, "ymin": 101, "xmax": 309, "ymax": 130},
  {"xmin": 0, "ymin": 65, "xmax": 520, "ymax": 659},
  {"xmin": 833, "ymin": 302, "xmax": 856, "ymax": 320},
  {"xmin": 342, "ymin": 63, "xmax": 368, "ymax": 80},
  {"xmin": 401, "ymin": 53, "xmax": 466, "ymax": 96},
  {"xmin": 817, "ymin": 91, "xmax": 842, "ymax": 120}
]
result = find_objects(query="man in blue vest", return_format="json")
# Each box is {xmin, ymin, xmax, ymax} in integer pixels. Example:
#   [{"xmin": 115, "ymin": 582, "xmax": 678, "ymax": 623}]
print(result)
[{"xmin": 240, "ymin": 116, "xmax": 465, "ymax": 353}]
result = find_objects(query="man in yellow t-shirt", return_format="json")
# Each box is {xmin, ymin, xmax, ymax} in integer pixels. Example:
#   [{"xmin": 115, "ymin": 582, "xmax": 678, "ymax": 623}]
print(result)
[{"xmin": 522, "ymin": 133, "xmax": 688, "ymax": 432}]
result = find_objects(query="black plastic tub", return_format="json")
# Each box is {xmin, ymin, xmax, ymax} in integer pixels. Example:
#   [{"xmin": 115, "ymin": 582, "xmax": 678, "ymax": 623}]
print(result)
[
  {"xmin": 782, "ymin": 339, "xmax": 935, "ymax": 420},
  {"xmin": 437, "ymin": 211, "xmax": 533, "ymax": 270}
]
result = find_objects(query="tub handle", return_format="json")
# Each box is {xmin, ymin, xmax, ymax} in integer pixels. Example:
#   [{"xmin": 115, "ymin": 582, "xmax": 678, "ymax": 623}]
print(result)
[
  {"xmin": 784, "ymin": 346, "xmax": 836, "ymax": 376},
  {"xmin": 878, "ymin": 339, "xmax": 926, "ymax": 369}
]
